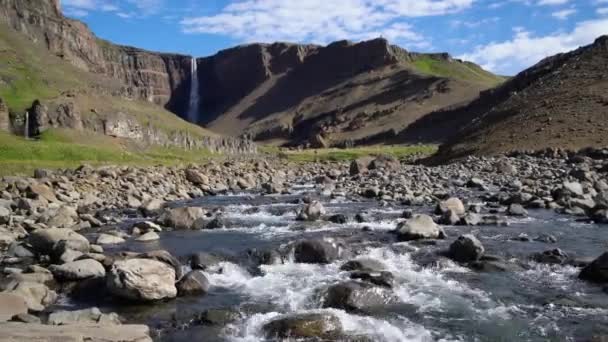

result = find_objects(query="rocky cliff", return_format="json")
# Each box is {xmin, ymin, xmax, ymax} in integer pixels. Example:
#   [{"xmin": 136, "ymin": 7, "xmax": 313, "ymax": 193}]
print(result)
[
  {"xmin": 424, "ymin": 35, "xmax": 608, "ymax": 162},
  {"xmin": 0, "ymin": 0, "xmax": 191, "ymax": 115},
  {"xmin": 196, "ymin": 38, "xmax": 503, "ymax": 146}
]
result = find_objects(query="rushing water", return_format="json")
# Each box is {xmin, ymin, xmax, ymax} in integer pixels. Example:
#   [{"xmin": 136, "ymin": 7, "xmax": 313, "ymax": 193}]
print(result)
[
  {"xmin": 187, "ymin": 57, "xmax": 200, "ymax": 123},
  {"xmin": 69, "ymin": 183, "xmax": 608, "ymax": 341}
]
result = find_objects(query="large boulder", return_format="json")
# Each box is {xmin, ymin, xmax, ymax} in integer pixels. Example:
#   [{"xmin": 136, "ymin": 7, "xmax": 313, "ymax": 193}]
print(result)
[
  {"xmin": 435, "ymin": 198, "xmax": 466, "ymax": 216},
  {"xmin": 532, "ymin": 249, "xmax": 569, "ymax": 265},
  {"xmin": 27, "ymin": 184, "xmax": 58, "ymax": 203},
  {"xmin": 185, "ymin": 168, "xmax": 209, "ymax": 185},
  {"xmin": 448, "ymin": 235, "xmax": 485, "ymax": 262},
  {"xmin": 0, "ymin": 323, "xmax": 152, "ymax": 342},
  {"xmin": 96, "ymin": 234, "xmax": 126, "ymax": 245},
  {"xmin": 106, "ymin": 259, "xmax": 177, "ymax": 301},
  {"xmin": 294, "ymin": 239, "xmax": 340, "ymax": 264},
  {"xmin": 395, "ymin": 215, "xmax": 445, "ymax": 241},
  {"xmin": 28, "ymin": 228, "xmax": 90, "ymax": 256},
  {"xmin": 49, "ymin": 259, "xmax": 106, "ymax": 281},
  {"xmin": 263, "ymin": 313, "xmax": 343, "ymax": 340},
  {"xmin": 579, "ymin": 252, "xmax": 608, "ymax": 283},
  {"xmin": 138, "ymin": 250, "xmax": 183, "ymax": 280},
  {"xmin": 176, "ymin": 270, "xmax": 210, "ymax": 296},
  {"xmin": 322, "ymin": 281, "xmax": 394, "ymax": 312},
  {"xmin": 369, "ymin": 155, "xmax": 400, "ymax": 172},
  {"xmin": 296, "ymin": 201, "xmax": 326, "ymax": 221},
  {"xmin": 190, "ymin": 252, "xmax": 224, "ymax": 271},
  {"xmin": 45, "ymin": 206, "xmax": 79, "ymax": 228},
  {"xmin": 6, "ymin": 282, "xmax": 58, "ymax": 312},
  {"xmin": 0, "ymin": 294, "xmax": 28, "ymax": 322},
  {"xmin": 48, "ymin": 307, "xmax": 121, "ymax": 325},
  {"xmin": 340, "ymin": 259, "xmax": 386, "ymax": 273},
  {"xmin": 349, "ymin": 157, "xmax": 374, "ymax": 176},
  {"xmin": 160, "ymin": 207, "xmax": 206, "ymax": 230}
]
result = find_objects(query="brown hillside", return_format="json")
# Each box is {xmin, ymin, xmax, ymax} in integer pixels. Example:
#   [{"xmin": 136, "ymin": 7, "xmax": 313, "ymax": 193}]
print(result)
[{"xmin": 406, "ymin": 36, "xmax": 608, "ymax": 162}]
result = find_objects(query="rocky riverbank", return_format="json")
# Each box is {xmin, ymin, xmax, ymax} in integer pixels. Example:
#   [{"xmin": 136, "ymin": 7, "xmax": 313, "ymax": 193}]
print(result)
[{"xmin": 1, "ymin": 148, "xmax": 608, "ymax": 341}]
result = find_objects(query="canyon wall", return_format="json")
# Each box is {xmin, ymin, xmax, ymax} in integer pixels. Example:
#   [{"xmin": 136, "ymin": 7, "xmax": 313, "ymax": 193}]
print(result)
[{"xmin": 0, "ymin": 0, "xmax": 191, "ymax": 115}]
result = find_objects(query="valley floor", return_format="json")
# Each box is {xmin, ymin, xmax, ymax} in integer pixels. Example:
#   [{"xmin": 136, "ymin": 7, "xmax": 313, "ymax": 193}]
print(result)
[{"xmin": 0, "ymin": 151, "xmax": 607, "ymax": 341}]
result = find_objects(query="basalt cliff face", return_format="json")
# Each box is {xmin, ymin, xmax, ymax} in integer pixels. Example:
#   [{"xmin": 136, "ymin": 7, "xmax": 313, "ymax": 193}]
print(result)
[
  {"xmin": 0, "ymin": 0, "xmax": 191, "ymax": 114},
  {"xmin": 0, "ymin": 0, "xmax": 255, "ymax": 153},
  {"xmin": 194, "ymin": 38, "xmax": 503, "ymax": 147},
  {"xmin": 0, "ymin": 0, "xmax": 503, "ymax": 149}
]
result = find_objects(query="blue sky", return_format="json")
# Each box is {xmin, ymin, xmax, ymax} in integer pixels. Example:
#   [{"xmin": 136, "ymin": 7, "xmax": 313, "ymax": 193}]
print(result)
[{"xmin": 62, "ymin": 0, "xmax": 608, "ymax": 75}]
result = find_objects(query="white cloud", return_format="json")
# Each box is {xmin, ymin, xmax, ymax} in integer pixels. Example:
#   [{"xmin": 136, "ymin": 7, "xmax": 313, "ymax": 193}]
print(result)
[
  {"xmin": 538, "ymin": 0, "xmax": 569, "ymax": 5},
  {"xmin": 180, "ymin": 0, "xmax": 475, "ymax": 46},
  {"xmin": 460, "ymin": 18, "xmax": 608, "ymax": 74},
  {"xmin": 61, "ymin": 0, "xmax": 163, "ymax": 17},
  {"xmin": 598, "ymin": 7, "xmax": 608, "ymax": 15},
  {"xmin": 552, "ymin": 8, "xmax": 576, "ymax": 20}
]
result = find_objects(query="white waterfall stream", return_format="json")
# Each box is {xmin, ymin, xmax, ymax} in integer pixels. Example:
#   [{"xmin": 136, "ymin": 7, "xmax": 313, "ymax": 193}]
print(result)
[{"xmin": 187, "ymin": 57, "xmax": 200, "ymax": 123}]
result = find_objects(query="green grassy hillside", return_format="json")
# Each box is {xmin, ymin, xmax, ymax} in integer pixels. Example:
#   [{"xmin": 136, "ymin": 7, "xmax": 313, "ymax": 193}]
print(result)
[
  {"xmin": 0, "ymin": 129, "xmax": 213, "ymax": 176},
  {"xmin": 411, "ymin": 55, "xmax": 505, "ymax": 87},
  {"xmin": 0, "ymin": 24, "xmax": 215, "ymax": 139}
]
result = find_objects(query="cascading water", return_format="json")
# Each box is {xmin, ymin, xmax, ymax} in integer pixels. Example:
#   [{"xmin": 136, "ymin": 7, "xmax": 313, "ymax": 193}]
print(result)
[
  {"xmin": 187, "ymin": 57, "xmax": 200, "ymax": 123},
  {"xmin": 24, "ymin": 111, "xmax": 29, "ymax": 139}
]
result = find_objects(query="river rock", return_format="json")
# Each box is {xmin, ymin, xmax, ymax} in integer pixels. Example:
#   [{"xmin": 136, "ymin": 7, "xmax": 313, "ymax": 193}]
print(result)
[
  {"xmin": 329, "ymin": 214, "xmax": 348, "ymax": 224},
  {"xmin": 340, "ymin": 258, "xmax": 386, "ymax": 272},
  {"xmin": 135, "ymin": 231, "xmax": 160, "ymax": 242},
  {"xmin": 294, "ymin": 239, "xmax": 340, "ymax": 264},
  {"xmin": 96, "ymin": 234, "xmax": 125, "ymax": 245},
  {"xmin": 369, "ymin": 155, "xmax": 400, "ymax": 171},
  {"xmin": 322, "ymin": 281, "xmax": 394, "ymax": 312},
  {"xmin": 106, "ymin": 259, "xmax": 177, "ymax": 301},
  {"xmin": 0, "ymin": 322, "xmax": 152, "ymax": 342},
  {"xmin": 139, "ymin": 250, "xmax": 183, "ymax": 280},
  {"xmin": 507, "ymin": 203, "xmax": 528, "ymax": 217},
  {"xmin": 448, "ymin": 235, "xmax": 485, "ymax": 262},
  {"xmin": 350, "ymin": 157, "xmax": 374, "ymax": 175},
  {"xmin": 160, "ymin": 206, "xmax": 206, "ymax": 230},
  {"xmin": 532, "ymin": 248, "xmax": 569, "ymax": 265},
  {"xmin": 45, "ymin": 206, "xmax": 79, "ymax": 228},
  {"xmin": 350, "ymin": 271, "xmax": 395, "ymax": 288},
  {"xmin": 28, "ymin": 228, "xmax": 90, "ymax": 255},
  {"xmin": 49, "ymin": 259, "xmax": 106, "ymax": 281},
  {"xmin": 190, "ymin": 252, "xmax": 224, "ymax": 271},
  {"xmin": 185, "ymin": 168, "xmax": 209, "ymax": 185},
  {"xmin": 27, "ymin": 184, "xmax": 58, "ymax": 203},
  {"xmin": 436, "ymin": 197, "xmax": 466, "ymax": 216},
  {"xmin": 0, "ymin": 294, "xmax": 28, "ymax": 322},
  {"xmin": 48, "ymin": 307, "xmax": 121, "ymax": 325},
  {"xmin": 6, "ymin": 282, "xmax": 57, "ymax": 312},
  {"xmin": 579, "ymin": 252, "xmax": 608, "ymax": 283},
  {"xmin": 140, "ymin": 199, "xmax": 165, "ymax": 216},
  {"xmin": 176, "ymin": 270, "xmax": 210, "ymax": 296},
  {"xmin": 263, "ymin": 313, "xmax": 343, "ymax": 339},
  {"xmin": 395, "ymin": 215, "xmax": 445, "ymax": 241},
  {"xmin": 296, "ymin": 201, "xmax": 326, "ymax": 221}
]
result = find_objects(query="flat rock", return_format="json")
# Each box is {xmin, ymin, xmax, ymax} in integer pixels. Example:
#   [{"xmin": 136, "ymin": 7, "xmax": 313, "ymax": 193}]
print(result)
[
  {"xmin": 96, "ymin": 234, "xmax": 126, "ymax": 245},
  {"xmin": 0, "ymin": 322, "xmax": 152, "ymax": 342},
  {"xmin": 49, "ymin": 259, "xmax": 106, "ymax": 281},
  {"xmin": 0, "ymin": 294, "xmax": 28, "ymax": 322},
  {"xmin": 48, "ymin": 308, "xmax": 121, "ymax": 326},
  {"xmin": 28, "ymin": 228, "xmax": 90, "ymax": 255},
  {"xmin": 135, "ymin": 232, "xmax": 160, "ymax": 242}
]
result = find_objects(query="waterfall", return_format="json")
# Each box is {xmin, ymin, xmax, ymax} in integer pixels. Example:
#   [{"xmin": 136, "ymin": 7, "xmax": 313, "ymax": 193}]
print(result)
[
  {"xmin": 187, "ymin": 57, "xmax": 200, "ymax": 123},
  {"xmin": 24, "ymin": 111, "xmax": 29, "ymax": 139}
]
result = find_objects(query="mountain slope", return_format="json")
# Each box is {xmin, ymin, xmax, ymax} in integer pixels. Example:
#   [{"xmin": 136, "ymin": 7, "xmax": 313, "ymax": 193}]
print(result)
[
  {"xmin": 195, "ymin": 39, "xmax": 504, "ymax": 147},
  {"xmin": 0, "ymin": 9, "xmax": 254, "ymax": 153},
  {"xmin": 418, "ymin": 35, "xmax": 608, "ymax": 162}
]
